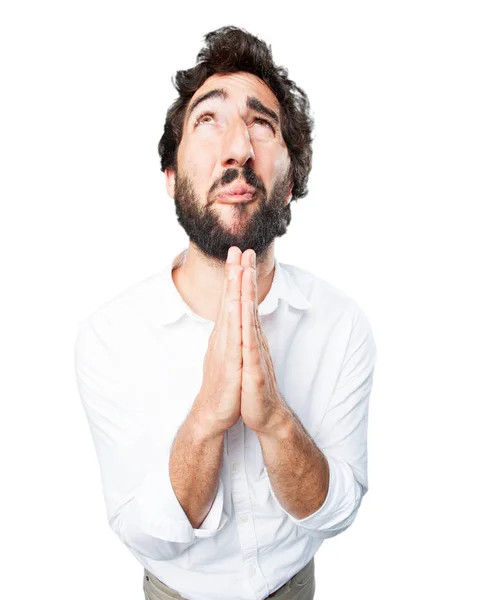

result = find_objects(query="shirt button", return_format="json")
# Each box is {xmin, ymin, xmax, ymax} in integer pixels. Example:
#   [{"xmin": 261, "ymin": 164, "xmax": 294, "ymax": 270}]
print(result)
[
  {"xmin": 239, "ymin": 515, "xmax": 248, "ymax": 524},
  {"xmin": 246, "ymin": 565, "xmax": 256, "ymax": 578},
  {"xmin": 232, "ymin": 462, "xmax": 239, "ymax": 472}
]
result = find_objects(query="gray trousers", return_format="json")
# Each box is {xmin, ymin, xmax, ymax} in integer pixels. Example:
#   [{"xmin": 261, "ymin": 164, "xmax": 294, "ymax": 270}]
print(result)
[{"xmin": 143, "ymin": 557, "xmax": 315, "ymax": 600}]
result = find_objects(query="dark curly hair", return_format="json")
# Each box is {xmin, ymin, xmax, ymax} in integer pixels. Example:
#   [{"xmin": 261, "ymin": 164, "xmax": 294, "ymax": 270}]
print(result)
[{"xmin": 158, "ymin": 26, "xmax": 314, "ymax": 201}]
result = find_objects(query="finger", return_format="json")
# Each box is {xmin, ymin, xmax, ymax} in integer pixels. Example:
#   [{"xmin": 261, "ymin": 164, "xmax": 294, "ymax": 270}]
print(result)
[
  {"xmin": 215, "ymin": 246, "xmax": 241, "ymax": 328},
  {"xmin": 241, "ymin": 261, "xmax": 262, "ymax": 373},
  {"xmin": 242, "ymin": 295, "xmax": 261, "ymax": 373},
  {"xmin": 241, "ymin": 265, "xmax": 257, "ymax": 309},
  {"xmin": 226, "ymin": 260, "xmax": 243, "ymax": 333},
  {"xmin": 243, "ymin": 256, "xmax": 261, "ymax": 335},
  {"xmin": 226, "ymin": 266, "xmax": 243, "ymax": 367},
  {"xmin": 241, "ymin": 249, "xmax": 256, "ymax": 272}
]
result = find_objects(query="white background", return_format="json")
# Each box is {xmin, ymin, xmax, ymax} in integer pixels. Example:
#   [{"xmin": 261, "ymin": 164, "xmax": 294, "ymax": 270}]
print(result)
[{"xmin": 1, "ymin": 1, "xmax": 494, "ymax": 598}]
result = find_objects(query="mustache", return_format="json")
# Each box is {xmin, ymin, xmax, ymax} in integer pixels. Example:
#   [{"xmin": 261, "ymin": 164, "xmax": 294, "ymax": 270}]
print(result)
[{"xmin": 208, "ymin": 165, "xmax": 266, "ymax": 198}]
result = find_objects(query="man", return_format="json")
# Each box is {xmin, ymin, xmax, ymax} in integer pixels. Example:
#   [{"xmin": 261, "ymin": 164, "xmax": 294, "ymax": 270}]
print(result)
[{"xmin": 74, "ymin": 26, "xmax": 377, "ymax": 600}]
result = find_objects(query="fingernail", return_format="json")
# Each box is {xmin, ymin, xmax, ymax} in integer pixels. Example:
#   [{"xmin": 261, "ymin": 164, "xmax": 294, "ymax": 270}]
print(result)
[{"xmin": 228, "ymin": 268, "xmax": 234, "ymax": 280}]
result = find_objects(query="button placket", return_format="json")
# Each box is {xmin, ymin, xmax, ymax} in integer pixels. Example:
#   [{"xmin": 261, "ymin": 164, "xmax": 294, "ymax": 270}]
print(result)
[{"xmin": 228, "ymin": 419, "xmax": 270, "ymax": 598}]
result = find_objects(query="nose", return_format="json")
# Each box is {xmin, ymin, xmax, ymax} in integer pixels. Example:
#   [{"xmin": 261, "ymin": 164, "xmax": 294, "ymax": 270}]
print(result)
[{"xmin": 220, "ymin": 119, "xmax": 255, "ymax": 168}]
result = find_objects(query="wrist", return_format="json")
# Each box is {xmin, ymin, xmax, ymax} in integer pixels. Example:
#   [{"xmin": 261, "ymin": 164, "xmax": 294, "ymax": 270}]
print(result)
[
  {"xmin": 257, "ymin": 404, "xmax": 293, "ymax": 439},
  {"xmin": 188, "ymin": 406, "xmax": 226, "ymax": 442}
]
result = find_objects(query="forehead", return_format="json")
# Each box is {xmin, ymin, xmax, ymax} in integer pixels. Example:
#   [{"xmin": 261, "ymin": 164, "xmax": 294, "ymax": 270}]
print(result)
[{"xmin": 188, "ymin": 71, "xmax": 280, "ymax": 112}]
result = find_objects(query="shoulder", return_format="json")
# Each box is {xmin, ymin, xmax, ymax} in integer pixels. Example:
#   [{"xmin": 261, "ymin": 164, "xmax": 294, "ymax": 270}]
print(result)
[
  {"xmin": 280, "ymin": 261, "xmax": 378, "ymax": 366},
  {"xmin": 279, "ymin": 261, "xmax": 370, "ymax": 328},
  {"xmin": 75, "ymin": 270, "xmax": 166, "ymax": 356}
]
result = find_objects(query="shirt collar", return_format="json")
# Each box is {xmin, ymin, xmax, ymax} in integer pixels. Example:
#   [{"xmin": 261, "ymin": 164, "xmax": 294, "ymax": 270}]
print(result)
[{"xmin": 156, "ymin": 248, "xmax": 312, "ymax": 326}]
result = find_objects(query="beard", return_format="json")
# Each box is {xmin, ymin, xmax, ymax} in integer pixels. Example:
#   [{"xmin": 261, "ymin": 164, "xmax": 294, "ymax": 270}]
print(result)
[{"xmin": 172, "ymin": 164, "xmax": 293, "ymax": 264}]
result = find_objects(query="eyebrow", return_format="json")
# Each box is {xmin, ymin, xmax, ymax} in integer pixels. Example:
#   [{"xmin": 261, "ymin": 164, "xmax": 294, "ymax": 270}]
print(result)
[
  {"xmin": 185, "ymin": 88, "xmax": 280, "ymax": 127},
  {"xmin": 186, "ymin": 89, "xmax": 228, "ymax": 124},
  {"xmin": 246, "ymin": 96, "xmax": 280, "ymax": 125}
]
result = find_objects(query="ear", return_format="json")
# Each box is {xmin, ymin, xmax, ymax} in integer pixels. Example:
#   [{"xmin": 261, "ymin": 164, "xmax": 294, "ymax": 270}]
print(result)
[
  {"xmin": 164, "ymin": 168, "xmax": 176, "ymax": 199},
  {"xmin": 284, "ymin": 183, "xmax": 293, "ymax": 206}
]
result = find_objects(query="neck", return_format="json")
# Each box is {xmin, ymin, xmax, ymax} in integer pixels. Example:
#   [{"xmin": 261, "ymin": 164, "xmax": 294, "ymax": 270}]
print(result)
[{"xmin": 172, "ymin": 241, "xmax": 276, "ymax": 322}]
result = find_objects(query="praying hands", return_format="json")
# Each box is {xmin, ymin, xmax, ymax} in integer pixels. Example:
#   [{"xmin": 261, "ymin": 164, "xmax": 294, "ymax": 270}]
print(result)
[{"xmin": 193, "ymin": 245, "xmax": 288, "ymax": 436}]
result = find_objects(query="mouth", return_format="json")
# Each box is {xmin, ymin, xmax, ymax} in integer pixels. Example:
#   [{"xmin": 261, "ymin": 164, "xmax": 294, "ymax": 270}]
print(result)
[
  {"xmin": 216, "ymin": 182, "xmax": 258, "ymax": 204},
  {"xmin": 216, "ymin": 191, "xmax": 256, "ymax": 204}
]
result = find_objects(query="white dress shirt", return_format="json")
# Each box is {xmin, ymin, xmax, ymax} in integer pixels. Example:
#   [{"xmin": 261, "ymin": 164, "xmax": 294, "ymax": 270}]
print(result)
[{"xmin": 74, "ymin": 247, "xmax": 377, "ymax": 600}]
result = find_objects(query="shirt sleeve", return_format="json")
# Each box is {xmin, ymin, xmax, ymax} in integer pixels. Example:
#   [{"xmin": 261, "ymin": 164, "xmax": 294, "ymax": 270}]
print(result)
[
  {"xmin": 74, "ymin": 315, "xmax": 229, "ymax": 561},
  {"xmin": 267, "ymin": 303, "xmax": 377, "ymax": 539}
]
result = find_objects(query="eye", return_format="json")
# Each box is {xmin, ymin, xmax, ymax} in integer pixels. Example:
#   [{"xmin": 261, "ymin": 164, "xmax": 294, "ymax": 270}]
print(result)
[
  {"xmin": 253, "ymin": 117, "xmax": 275, "ymax": 133},
  {"xmin": 194, "ymin": 111, "xmax": 215, "ymax": 127}
]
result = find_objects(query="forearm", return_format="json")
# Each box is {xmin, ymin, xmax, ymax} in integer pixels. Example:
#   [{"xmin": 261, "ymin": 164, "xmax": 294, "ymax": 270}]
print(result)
[
  {"xmin": 169, "ymin": 405, "xmax": 225, "ymax": 529},
  {"xmin": 257, "ymin": 406, "xmax": 330, "ymax": 520}
]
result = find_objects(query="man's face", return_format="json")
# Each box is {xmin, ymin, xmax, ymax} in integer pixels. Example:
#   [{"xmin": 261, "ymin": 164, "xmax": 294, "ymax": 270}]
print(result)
[{"xmin": 165, "ymin": 71, "xmax": 293, "ymax": 264}]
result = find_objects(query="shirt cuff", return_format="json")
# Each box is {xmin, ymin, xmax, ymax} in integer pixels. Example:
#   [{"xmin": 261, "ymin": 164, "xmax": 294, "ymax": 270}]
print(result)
[
  {"xmin": 119, "ymin": 465, "xmax": 228, "ymax": 546},
  {"xmin": 266, "ymin": 456, "xmax": 363, "ymax": 537},
  {"xmin": 193, "ymin": 478, "xmax": 228, "ymax": 538}
]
